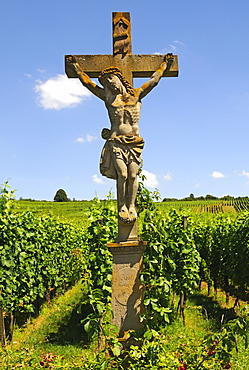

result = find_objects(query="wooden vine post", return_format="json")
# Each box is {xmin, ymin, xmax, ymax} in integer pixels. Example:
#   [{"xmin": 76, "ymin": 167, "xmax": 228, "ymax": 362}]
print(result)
[{"xmin": 0, "ymin": 292, "xmax": 6, "ymax": 346}]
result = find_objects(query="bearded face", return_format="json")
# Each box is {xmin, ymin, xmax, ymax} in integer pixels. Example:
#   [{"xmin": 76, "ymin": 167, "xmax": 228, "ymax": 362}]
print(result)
[{"xmin": 101, "ymin": 73, "xmax": 126, "ymax": 94}]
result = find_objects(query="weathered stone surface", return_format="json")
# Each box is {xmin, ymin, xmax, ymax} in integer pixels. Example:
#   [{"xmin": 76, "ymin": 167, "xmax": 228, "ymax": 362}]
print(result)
[
  {"xmin": 65, "ymin": 54, "xmax": 178, "ymax": 85},
  {"xmin": 116, "ymin": 217, "xmax": 138, "ymax": 242},
  {"xmin": 65, "ymin": 12, "xmax": 178, "ymax": 343},
  {"xmin": 108, "ymin": 241, "xmax": 147, "ymax": 338},
  {"xmin": 65, "ymin": 11, "xmax": 178, "ymax": 86},
  {"xmin": 113, "ymin": 12, "xmax": 132, "ymax": 56},
  {"xmin": 66, "ymin": 56, "xmax": 175, "ymax": 234},
  {"xmin": 65, "ymin": 13, "xmax": 178, "ymax": 239}
]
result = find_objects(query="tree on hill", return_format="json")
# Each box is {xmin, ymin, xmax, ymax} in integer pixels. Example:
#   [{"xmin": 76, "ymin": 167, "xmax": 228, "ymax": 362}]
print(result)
[
  {"xmin": 205, "ymin": 194, "xmax": 218, "ymax": 200},
  {"xmin": 54, "ymin": 189, "xmax": 69, "ymax": 202}
]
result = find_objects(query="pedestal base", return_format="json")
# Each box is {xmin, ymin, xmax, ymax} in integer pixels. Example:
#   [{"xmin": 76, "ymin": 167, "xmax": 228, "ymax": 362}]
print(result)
[
  {"xmin": 107, "ymin": 240, "xmax": 147, "ymax": 338},
  {"xmin": 116, "ymin": 218, "xmax": 138, "ymax": 242}
]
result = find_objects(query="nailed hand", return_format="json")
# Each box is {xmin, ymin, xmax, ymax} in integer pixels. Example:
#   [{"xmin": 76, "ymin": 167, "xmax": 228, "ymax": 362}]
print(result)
[
  {"xmin": 67, "ymin": 55, "xmax": 77, "ymax": 64},
  {"xmin": 164, "ymin": 53, "xmax": 174, "ymax": 63}
]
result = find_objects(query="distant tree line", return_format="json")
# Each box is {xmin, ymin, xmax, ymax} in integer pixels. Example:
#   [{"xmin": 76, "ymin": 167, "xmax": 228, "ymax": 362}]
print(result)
[
  {"xmin": 18, "ymin": 188, "xmax": 249, "ymax": 203},
  {"xmin": 19, "ymin": 189, "xmax": 78, "ymax": 202},
  {"xmin": 162, "ymin": 193, "xmax": 249, "ymax": 202}
]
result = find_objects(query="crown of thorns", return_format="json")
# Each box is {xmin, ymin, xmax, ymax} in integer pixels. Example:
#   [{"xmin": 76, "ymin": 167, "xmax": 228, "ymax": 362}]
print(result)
[{"xmin": 98, "ymin": 67, "xmax": 135, "ymax": 96}]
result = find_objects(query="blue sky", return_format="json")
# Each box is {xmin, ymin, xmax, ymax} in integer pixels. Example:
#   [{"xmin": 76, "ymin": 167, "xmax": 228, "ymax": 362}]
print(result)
[{"xmin": 1, "ymin": 0, "xmax": 249, "ymax": 200}]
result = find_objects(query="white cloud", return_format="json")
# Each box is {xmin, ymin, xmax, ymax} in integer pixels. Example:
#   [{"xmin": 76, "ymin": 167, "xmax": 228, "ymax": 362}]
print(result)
[
  {"xmin": 76, "ymin": 138, "xmax": 85, "ymax": 143},
  {"xmin": 34, "ymin": 74, "xmax": 91, "ymax": 110},
  {"xmin": 163, "ymin": 172, "xmax": 172, "ymax": 181},
  {"xmin": 239, "ymin": 170, "xmax": 249, "ymax": 178},
  {"xmin": 174, "ymin": 40, "xmax": 185, "ymax": 46},
  {"xmin": 195, "ymin": 183, "xmax": 201, "ymax": 188},
  {"xmin": 153, "ymin": 49, "xmax": 168, "ymax": 55},
  {"xmin": 76, "ymin": 134, "xmax": 97, "ymax": 143},
  {"xmin": 169, "ymin": 44, "xmax": 177, "ymax": 51},
  {"xmin": 87, "ymin": 134, "xmax": 97, "ymax": 142},
  {"xmin": 142, "ymin": 170, "xmax": 158, "ymax": 188},
  {"xmin": 92, "ymin": 174, "xmax": 105, "ymax": 184},
  {"xmin": 154, "ymin": 40, "xmax": 185, "ymax": 55},
  {"xmin": 37, "ymin": 68, "xmax": 47, "ymax": 74},
  {"xmin": 211, "ymin": 171, "xmax": 226, "ymax": 178}
]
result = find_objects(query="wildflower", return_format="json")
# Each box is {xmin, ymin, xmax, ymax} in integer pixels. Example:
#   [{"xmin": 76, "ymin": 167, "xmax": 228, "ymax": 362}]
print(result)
[{"xmin": 178, "ymin": 362, "xmax": 187, "ymax": 370}]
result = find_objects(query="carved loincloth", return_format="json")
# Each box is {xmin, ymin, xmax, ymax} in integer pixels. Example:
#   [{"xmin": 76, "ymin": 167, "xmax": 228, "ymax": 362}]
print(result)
[{"xmin": 100, "ymin": 135, "xmax": 144, "ymax": 180}]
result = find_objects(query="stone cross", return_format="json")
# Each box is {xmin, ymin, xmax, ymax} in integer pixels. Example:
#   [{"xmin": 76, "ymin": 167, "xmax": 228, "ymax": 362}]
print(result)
[
  {"xmin": 65, "ymin": 12, "xmax": 178, "ymax": 85},
  {"xmin": 65, "ymin": 13, "xmax": 179, "ymax": 341},
  {"xmin": 65, "ymin": 12, "xmax": 178, "ymax": 243}
]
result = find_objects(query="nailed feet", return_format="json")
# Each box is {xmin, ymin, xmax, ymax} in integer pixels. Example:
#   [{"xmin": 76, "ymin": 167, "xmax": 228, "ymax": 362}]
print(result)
[{"xmin": 119, "ymin": 205, "xmax": 137, "ymax": 223}]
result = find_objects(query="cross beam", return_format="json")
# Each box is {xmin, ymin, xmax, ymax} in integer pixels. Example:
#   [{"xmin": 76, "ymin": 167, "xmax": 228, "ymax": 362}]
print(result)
[{"xmin": 65, "ymin": 12, "xmax": 178, "ymax": 85}]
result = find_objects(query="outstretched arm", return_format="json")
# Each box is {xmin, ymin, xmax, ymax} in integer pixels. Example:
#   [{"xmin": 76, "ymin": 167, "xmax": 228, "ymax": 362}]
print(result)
[
  {"xmin": 137, "ymin": 53, "xmax": 174, "ymax": 100},
  {"xmin": 66, "ymin": 56, "xmax": 105, "ymax": 101}
]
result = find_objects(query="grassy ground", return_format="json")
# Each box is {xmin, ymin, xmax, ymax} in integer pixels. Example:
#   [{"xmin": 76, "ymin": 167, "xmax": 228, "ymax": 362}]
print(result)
[
  {"xmin": 190, "ymin": 289, "xmax": 249, "ymax": 369},
  {"xmin": 0, "ymin": 282, "xmax": 94, "ymax": 369},
  {"xmin": 1, "ymin": 282, "xmax": 248, "ymax": 369}
]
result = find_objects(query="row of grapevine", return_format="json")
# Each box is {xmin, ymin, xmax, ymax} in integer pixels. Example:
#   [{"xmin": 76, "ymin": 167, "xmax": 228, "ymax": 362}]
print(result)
[
  {"xmin": 2, "ymin": 181, "xmax": 249, "ymax": 350},
  {"xmin": 0, "ymin": 183, "xmax": 87, "ymax": 343},
  {"xmin": 232, "ymin": 198, "xmax": 249, "ymax": 212},
  {"xmin": 78, "ymin": 189, "xmax": 249, "ymax": 370},
  {"xmin": 70, "ymin": 187, "xmax": 249, "ymax": 343},
  {"xmin": 194, "ymin": 212, "xmax": 249, "ymax": 303},
  {"xmin": 80, "ymin": 186, "xmax": 202, "ymax": 342},
  {"xmin": 141, "ymin": 208, "xmax": 200, "ymax": 326},
  {"xmin": 159, "ymin": 198, "xmax": 249, "ymax": 214}
]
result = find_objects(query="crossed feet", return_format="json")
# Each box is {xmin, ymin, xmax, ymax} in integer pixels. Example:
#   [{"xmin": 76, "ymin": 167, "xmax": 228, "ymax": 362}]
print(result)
[{"xmin": 119, "ymin": 205, "xmax": 137, "ymax": 223}]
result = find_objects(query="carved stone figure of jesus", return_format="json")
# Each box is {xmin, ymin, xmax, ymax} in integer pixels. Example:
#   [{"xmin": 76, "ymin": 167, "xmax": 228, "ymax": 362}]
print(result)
[{"xmin": 68, "ymin": 54, "xmax": 173, "ymax": 224}]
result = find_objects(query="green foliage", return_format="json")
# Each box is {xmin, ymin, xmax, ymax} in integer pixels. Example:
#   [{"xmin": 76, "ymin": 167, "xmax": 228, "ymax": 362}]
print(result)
[
  {"xmin": 194, "ymin": 211, "xmax": 249, "ymax": 301},
  {"xmin": 0, "ymin": 210, "xmax": 85, "ymax": 314},
  {"xmin": 15, "ymin": 199, "xmax": 91, "ymax": 228},
  {"xmin": 0, "ymin": 183, "xmax": 86, "ymax": 340},
  {"xmin": 136, "ymin": 176, "xmax": 161, "ymax": 215},
  {"xmin": 1, "ymin": 286, "xmax": 249, "ymax": 369},
  {"xmin": 228, "ymin": 212, "xmax": 249, "ymax": 291},
  {"xmin": 54, "ymin": 188, "xmax": 69, "ymax": 202},
  {"xmin": 140, "ymin": 208, "xmax": 200, "ymax": 329},
  {"xmin": 2, "ymin": 182, "xmax": 249, "ymax": 368},
  {"xmin": 80, "ymin": 192, "xmax": 249, "ymax": 368},
  {"xmin": 0, "ymin": 181, "xmax": 16, "ymax": 213},
  {"xmin": 81, "ymin": 194, "xmax": 118, "ymax": 344}
]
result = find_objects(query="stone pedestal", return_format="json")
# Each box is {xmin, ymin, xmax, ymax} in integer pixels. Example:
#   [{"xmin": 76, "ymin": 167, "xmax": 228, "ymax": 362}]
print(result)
[
  {"xmin": 116, "ymin": 219, "xmax": 138, "ymax": 242},
  {"xmin": 107, "ymin": 240, "xmax": 147, "ymax": 339}
]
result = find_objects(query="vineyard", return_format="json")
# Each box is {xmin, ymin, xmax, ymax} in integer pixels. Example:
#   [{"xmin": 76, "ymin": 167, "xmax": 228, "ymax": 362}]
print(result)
[
  {"xmin": 15, "ymin": 196, "xmax": 249, "ymax": 224},
  {"xmin": 158, "ymin": 197, "xmax": 249, "ymax": 214},
  {"xmin": 1, "ymin": 183, "xmax": 249, "ymax": 369}
]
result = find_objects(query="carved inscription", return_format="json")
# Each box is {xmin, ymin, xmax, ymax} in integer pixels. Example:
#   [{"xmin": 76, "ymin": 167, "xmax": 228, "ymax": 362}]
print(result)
[{"xmin": 115, "ymin": 267, "xmax": 140, "ymax": 306}]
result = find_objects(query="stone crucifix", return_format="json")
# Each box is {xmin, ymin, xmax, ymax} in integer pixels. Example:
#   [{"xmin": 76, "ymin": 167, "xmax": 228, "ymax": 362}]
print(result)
[{"xmin": 65, "ymin": 12, "xmax": 178, "ymax": 242}]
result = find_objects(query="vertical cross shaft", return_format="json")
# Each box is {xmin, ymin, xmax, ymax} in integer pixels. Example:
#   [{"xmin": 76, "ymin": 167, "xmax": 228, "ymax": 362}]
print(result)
[{"xmin": 113, "ymin": 12, "xmax": 132, "ymax": 56}]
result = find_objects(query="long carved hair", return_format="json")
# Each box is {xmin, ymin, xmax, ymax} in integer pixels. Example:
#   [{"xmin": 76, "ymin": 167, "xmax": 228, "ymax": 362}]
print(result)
[{"xmin": 98, "ymin": 67, "xmax": 135, "ymax": 96}]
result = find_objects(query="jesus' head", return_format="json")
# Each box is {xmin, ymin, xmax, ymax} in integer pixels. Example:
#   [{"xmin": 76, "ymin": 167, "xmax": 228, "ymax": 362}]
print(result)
[{"xmin": 98, "ymin": 67, "xmax": 135, "ymax": 96}]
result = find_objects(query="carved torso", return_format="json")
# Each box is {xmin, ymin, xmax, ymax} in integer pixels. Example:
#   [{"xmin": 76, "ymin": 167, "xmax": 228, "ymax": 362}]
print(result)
[{"xmin": 105, "ymin": 92, "xmax": 141, "ymax": 138}]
